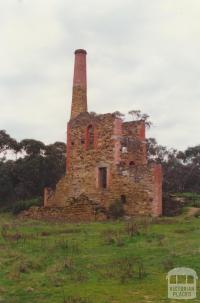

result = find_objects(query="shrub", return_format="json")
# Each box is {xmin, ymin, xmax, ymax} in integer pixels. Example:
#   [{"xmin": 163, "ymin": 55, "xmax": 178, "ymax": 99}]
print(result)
[
  {"xmin": 125, "ymin": 221, "xmax": 140, "ymax": 237},
  {"xmin": 162, "ymin": 258, "xmax": 174, "ymax": 271},
  {"xmin": 114, "ymin": 257, "xmax": 147, "ymax": 283},
  {"xmin": 12, "ymin": 198, "xmax": 41, "ymax": 214},
  {"xmin": 63, "ymin": 295, "xmax": 91, "ymax": 303},
  {"xmin": 108, "ymin": 200, "xmax": 124, "ymax": 219},
  {"xmin": 63, "ymin": 257, "xmax": 74, "ymax": 272},
  {"xmin": 55, "ymin": 239, "xmax": 80, "ymax": 254},
  {"xmin": 102, "ymin": 229, "xmax": 125, "ymax": 246},
  {"xmin": 102, "ymin": 229, "xmax": 116, "ymax": 245}
]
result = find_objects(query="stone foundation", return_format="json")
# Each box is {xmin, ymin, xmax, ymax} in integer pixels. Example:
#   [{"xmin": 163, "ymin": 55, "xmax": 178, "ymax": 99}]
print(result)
[{"xmin": 21, "ymin": 194, "xmax": 107, "ymax": 222}]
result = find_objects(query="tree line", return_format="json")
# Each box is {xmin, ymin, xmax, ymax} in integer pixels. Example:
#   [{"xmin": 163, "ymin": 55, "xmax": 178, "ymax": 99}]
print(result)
[
  {"xmin": 0, "ymin": 129, "xmax": 200, "ymax": 208},
  {"xmin": 0, "ymin": 130, "xmax": 66, "ymax": 208},
  {"xmin": 147, "ymin": 138, "xmax": 200, "ymax": 193}
]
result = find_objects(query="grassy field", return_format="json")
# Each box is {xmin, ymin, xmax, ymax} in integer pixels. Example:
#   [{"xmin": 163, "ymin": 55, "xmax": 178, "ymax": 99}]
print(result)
[{"xmin": 0, "ymin": 213, "xmax": 200, "ymax": 303}]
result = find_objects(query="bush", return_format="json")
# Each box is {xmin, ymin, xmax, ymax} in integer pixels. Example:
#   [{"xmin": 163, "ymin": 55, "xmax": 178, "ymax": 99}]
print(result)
[
  {"xmin": 108, "ymin": 200, "xmax": 124, "ymax": 219},
  {"xmin": 12, "ymin": 198, "xmax": 42, "ymax": 214},
  {"xmin": 62, "ymin": 296, "xmax": 91, "ymax": 303},
  {"xmin": 111, "ymin": 256, "xmax": 146, "ymax": 283},
  {"xmin": 125, "ymin": 221, "xmax": 140, "ymax": 237},
  {"xmin": 102, "ymin": 229, "xmax": 125, "ymax": 246}
]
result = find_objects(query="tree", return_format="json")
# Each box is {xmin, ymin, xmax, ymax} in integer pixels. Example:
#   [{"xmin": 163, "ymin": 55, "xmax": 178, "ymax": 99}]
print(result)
[
  {"xmin": 112, "ymin": 111, "xmax": 125, "ymax": 119},
  {"xmin": 0, "ymin": 160, "xmax": 16, "ymax": 205},
  {"xmin": 128, "ymin": 110, "xmax": 152, "ymax": 128},
  {"xmin": 0, "ymin": 131, "xmax": 66, "ymax": 207},
  {"xmin": 146, "ymin": 138, "xmax": 168, "ymax": 163},
  {"xmin": 19, "ymin": 139, "xmax": 46, "ymax": 156},
  {"xmin": 0, "ymin": 130, "xmax": 18, "ymax": 156},
  {"xmin": 44, "ymin": 142, "xmax": 66, "ymax": 188}
]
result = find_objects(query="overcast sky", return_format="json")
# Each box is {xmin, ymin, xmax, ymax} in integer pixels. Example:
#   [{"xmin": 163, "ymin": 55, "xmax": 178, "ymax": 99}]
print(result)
[{"xmin": 1, "ymin": 0, "xmax": 200, "ymax": 150}]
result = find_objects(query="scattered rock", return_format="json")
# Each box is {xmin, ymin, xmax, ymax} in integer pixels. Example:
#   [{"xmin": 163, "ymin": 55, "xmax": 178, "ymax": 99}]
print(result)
[
  {"xmin": 0, "ymin": 296, "xmax": 6, "ymax": 303},
  {"xmin": 26, "ymin": 287, "xmax": 34, "ymax": 292}
]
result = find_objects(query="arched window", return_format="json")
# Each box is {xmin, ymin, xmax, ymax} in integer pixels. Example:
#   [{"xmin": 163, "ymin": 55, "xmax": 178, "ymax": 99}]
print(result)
[
  {"xmin": 129, "ymin": 161, "xmax": 135, "ymax": 166},
  {"xmin": 86, "ymin": 125, "xmax": 94, "ymax": 149}
]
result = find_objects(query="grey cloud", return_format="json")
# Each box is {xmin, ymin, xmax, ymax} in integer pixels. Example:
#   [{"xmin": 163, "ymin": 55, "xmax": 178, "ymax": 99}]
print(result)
[{"xmin": 0, "ymin": 0, "xmax": 200, "ymax": 150}]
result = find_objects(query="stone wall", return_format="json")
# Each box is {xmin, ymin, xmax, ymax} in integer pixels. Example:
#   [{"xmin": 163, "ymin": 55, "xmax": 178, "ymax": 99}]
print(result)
[
  {"xmin": 41, "ymin": 49, "xmax": 162, "ymax": 221},
  {"xmin": 22, "ymin": 194, "xmax": 106, "ymax": 222},
  {"xmin": 45, "ymin": 112, "xmax": 162, "ymax": 218},
  {"xmin": 121, "ymin": 121, "xmax": 147, "ymax": 165}
]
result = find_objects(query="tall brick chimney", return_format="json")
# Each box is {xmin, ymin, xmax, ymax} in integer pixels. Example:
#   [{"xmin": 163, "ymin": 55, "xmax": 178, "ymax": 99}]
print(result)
[{"xmin": 70, "ymin": 49, "xmax": 87, "ymax": 119}]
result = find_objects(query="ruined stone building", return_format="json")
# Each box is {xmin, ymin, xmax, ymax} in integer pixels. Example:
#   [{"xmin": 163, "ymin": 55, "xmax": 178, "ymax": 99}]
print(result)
[{"xmin": 44, "ymin": 49, "xmax": 162, "ymax": 220}]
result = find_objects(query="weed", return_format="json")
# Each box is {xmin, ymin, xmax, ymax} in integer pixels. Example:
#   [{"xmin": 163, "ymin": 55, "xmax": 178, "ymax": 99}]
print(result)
[
  {"xmin": 63, "ymin": 257, "xmax": 74, "ymax": 272},
  {"xmin": 70, "ymin": 270, "xmax": 88, "ymax": 283},
  {"xmin": 107, "ymin": 256, "xmax": 147, "ymax": 283},
  {"xmin": 125, "ymin": 221, "xmax": 140, "ymax": 237},
  {"xmin": 55, "ymin": 239, "xmax": 80, "ymax": 254},
  {"xmin": 102, "ymin": 229, "xmax": 124, "ymax": 246},
  {"xmin": 162, "ymin": 258, "xmax": 174, "ymax": 271},
  {"xmin": 108, "ymin": 200, "xmax": 124, "ymax": 219},
  {"xmin": 62, "ymin": 295, "xmax": 91, "ymax": 303}
]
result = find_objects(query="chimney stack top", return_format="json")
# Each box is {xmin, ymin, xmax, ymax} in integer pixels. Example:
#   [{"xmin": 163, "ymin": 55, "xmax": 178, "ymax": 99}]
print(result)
[{"xmin": 74, "ymin": 49, "xmax": 87, "ymax": 55}]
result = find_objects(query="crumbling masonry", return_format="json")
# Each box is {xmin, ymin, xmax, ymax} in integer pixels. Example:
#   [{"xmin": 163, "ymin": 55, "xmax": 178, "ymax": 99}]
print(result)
[{"xmin": 44, "ymin": 49, "xmax": 162, "ymax": 220}]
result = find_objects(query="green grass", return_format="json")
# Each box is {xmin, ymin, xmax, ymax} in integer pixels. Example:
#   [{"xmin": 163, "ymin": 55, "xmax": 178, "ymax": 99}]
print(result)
[
  {"xmin": 174, "ymin": 192, "xmax": 200, "ymax": 199},
  {"xmin": 0, "ymin": 213, "xmax": 200, "ymax": 302},
  {"xmin": 174, "ymin": 192, "xmax": 200, "ymax": 207}
]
